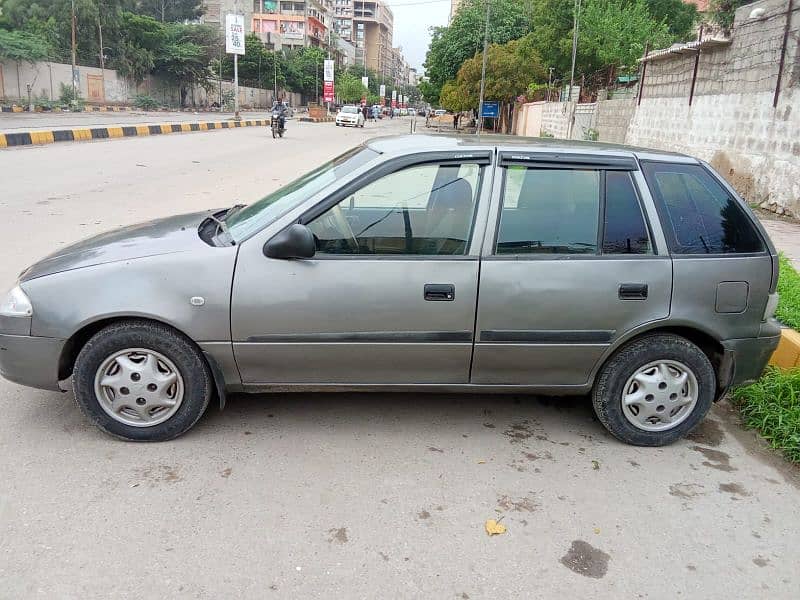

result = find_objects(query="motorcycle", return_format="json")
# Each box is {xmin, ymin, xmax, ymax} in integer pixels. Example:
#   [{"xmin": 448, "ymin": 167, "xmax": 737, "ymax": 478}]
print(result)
[{"xmin": 271, "ymin": 111, "xmax": 285, "ymax": 138}]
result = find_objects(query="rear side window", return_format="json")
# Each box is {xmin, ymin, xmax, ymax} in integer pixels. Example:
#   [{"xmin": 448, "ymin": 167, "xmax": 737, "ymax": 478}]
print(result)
[
  {"xmin": 496, "ymin": 168, "xmax": 600, "ymax": 254},
  {"xmin": 603, "ymin": 171, "xmax": 651, "ymax": 254},
  {"xmin": 642, "ymin": 162, "xmax": 763, "ymax": 254}
]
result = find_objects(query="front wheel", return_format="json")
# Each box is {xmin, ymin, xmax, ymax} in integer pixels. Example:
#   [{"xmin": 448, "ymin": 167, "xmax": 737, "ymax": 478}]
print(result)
[
  {"xmin": 73, "ymin": 320, "xmax": 213, "ymax": 441},
  {"xmin": 592, "ymin": 334, "xmax": 715, "ymax": 446}
]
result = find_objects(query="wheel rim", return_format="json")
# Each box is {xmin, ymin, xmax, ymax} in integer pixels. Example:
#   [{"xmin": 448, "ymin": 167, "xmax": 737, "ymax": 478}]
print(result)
[
  {"xmin": 94, "ymin": 348, "xmax": 184, "ymax": 428},
  {"xmin": 621, "ymin": 359, "xmax": 699, "ymax": 432}
]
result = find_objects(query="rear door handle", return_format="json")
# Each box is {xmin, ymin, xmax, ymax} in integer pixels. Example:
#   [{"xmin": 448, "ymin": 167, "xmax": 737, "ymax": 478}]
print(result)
[
  {"xmin": 424, "ymin": 283, "xmax": 455, "ymax": 301},
  {"xmin": 619, "ymin": 283, "xmax": 648, "ymax": 300}
]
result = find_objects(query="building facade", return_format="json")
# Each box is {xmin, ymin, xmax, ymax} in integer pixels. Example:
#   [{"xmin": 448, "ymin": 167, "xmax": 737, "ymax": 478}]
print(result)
[
  {"xmin": 450, "ymin": 0, "xmax": 462, "ymax": 22},
  {"xmin": 249, "ymin": 0, "xmax": 334, "ymax": 51}
]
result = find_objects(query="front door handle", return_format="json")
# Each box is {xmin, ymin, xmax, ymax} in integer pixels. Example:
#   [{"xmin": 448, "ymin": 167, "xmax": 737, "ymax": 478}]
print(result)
[
  {"xmin": 424, "ymin": 283, "xmax": 455, "ymax": 301},
  {"xmin": 619, "ymin": 283, "xmax": 648, "ymax": 300}
]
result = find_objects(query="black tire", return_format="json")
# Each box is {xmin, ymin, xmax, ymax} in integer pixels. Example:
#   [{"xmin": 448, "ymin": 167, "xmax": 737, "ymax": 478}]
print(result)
[
  {"xmin": 592, "ymin": 334, "xmax": 716, "ymax": 447},
  {"xmin": 73, "ymin": 320, "xmax": 213, "ymax": 442}
]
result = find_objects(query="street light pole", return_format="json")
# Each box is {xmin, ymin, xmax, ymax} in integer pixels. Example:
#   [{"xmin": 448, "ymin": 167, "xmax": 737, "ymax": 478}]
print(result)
[
  {"xmin": 477, "ymin": 0, "xmax": 491, "ymax": 140},
  {"xmin": 568, "ymin": 0, "xmax": 582, "ymax": 101},
  {"xmin": 70, "ymin": 0, "xmax": 77, "ymax": 101}
]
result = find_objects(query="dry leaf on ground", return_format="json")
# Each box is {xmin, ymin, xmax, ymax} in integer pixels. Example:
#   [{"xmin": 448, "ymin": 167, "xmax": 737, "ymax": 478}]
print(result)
[{"xmin": 485, "ymin": 519, "xmax": 507, "ymax": 536}]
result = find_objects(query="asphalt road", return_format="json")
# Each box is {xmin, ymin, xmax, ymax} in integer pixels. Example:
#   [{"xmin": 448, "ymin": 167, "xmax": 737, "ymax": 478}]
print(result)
[{"xmin": 0, "ymin": 119, "xmax": 798, "ymax": 599}]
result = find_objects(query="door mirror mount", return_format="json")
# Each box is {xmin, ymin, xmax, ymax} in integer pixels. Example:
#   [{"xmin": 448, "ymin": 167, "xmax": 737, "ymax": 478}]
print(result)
[{"xmin": 263, "ymin": 223, "xmax": 316, "ymax": 259}]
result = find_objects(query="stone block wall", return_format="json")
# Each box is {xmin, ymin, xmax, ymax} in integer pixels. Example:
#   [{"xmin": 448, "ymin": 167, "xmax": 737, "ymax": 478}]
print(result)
[{"xmin": 595, "ymin": 98, "xmax": 636, "ymax": 144}]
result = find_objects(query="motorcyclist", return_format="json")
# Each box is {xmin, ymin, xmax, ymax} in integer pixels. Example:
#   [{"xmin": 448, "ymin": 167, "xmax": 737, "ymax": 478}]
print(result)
[{"xmin": 273, "ymin": 100, "xmax": 288, "ymax": 130}]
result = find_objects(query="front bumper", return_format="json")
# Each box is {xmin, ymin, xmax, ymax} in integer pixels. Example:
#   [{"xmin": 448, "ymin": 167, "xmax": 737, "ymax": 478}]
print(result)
[
  {"xmin": 0, "ymin": 333, "xmax": 65, "ymax": 391},
  {"xmin": 722, "ymin": 320, "xmax": 782, "ymax": 387}
]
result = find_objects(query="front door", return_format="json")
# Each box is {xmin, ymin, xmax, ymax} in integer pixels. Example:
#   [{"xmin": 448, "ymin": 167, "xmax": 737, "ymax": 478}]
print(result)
[
  {"xmin": 472, "ymin": 154, "xmax": 672, "ymax": 386},
  {"xmin": 231, "ymin": 155, "xmax": 490, "ymax": 385}
]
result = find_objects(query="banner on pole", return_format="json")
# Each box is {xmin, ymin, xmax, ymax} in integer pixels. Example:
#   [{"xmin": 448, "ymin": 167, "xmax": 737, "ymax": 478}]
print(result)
[
  {"xmin": 391, "ymin": 90, "xmax": 397, "ymax": 108},
  {"xmin": 323, "ymin": 59, "xmax": 334, "ymax": 82},
  {"xmin": 323, "ymin": 81, "xmax": 334, "ymax": 103},
  {"xmin": 225, "ymin": 14, "xmax": 245, "ymax": 55},
  {"xmin": 379, "ymin": 84, "xmax": 386, "ymax": 99}
]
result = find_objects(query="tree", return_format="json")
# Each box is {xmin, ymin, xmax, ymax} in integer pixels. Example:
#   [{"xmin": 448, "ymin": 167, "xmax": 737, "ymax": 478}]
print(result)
[
  {"xmin": 0, "ymin": 29, "xmax": 51, "ymax": 62},
  {"xmin": 442, "ymin": 36, "xmax": 546, "ymax": 131},
  {"xmin": 644, "ymin": 0, "xmax": 698, "ymax": 39},
  {"xmin": 336, "ymin": 72, "xmax": 367, "ymax": 103},
  {"xmin": 219, "ymin": 33, "xmax": 286, "ymax": 90},
  {"xmin": 283, "ymin": 46, "xmax": 326, "ymax": 98},
  {"xmin": 133, "ymin": 0, "xmax": 202, "ymax": 23},
  {"xmin": 579, "ymin": 0, "xmax": 672, "ymax": 74},
  {"xmin": 423, "ymin": 0, "xmax": 536, "ymax": 105},
  {"xmin": 153, "ymin": 22, "xmax": 218, "ymax": 105}
]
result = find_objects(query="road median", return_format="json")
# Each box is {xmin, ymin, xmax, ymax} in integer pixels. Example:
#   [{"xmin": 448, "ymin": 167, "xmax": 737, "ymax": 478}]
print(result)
[{"xmin": 0, "ymin": 118, "xmax": 269, "ymax": 148}]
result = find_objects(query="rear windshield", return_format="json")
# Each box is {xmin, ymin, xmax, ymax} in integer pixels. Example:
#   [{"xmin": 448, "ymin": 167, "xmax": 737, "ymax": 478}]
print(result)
[{"xmin": 642, "ymin": 162, "xmax": 763, "ymax": 254}]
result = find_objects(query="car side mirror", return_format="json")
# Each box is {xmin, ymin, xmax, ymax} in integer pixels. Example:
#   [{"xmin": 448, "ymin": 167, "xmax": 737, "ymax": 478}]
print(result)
[{"xmin": 263, "ymin": 224, "xmax": 316, "ymax": 259}]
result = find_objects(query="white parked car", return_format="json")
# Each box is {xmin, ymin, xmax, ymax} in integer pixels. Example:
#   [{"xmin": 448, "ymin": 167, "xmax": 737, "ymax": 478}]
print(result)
[
  {"xmin": 408, "ymin": 108, "xmax": 417, "ymax": 116},
  {"xmin": 336, "ymin": 106, "xmax": 365, "ymax": 128}
]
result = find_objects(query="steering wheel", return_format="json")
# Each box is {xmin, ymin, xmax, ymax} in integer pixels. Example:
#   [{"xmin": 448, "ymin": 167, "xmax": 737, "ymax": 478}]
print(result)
[{"xmin": 330, "ymin": 204, "xmax": 359, "ymax": 252}]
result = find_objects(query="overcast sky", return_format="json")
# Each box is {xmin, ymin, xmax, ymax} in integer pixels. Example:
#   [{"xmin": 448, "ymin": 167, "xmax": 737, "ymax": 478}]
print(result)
[{"xmin": 389, "ymin": 0, "xmax": 451, "ymax": 73}]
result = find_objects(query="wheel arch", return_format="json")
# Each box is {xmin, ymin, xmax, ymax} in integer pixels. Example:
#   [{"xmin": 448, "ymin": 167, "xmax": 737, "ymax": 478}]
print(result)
[
  {"xmin": 59, "ymin": 315, "xmax": 207, "ymax": 382},
  {"xmin": 590, "ymin": 323, "xmax": 728, "ymax": 398}
]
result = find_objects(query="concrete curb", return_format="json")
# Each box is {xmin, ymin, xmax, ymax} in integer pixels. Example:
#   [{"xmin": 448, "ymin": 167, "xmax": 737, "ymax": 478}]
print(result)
[
  {"xmin": 299, "ymin": 116, "xmax": 334, "ymax": 123},
  {"xmin": 769, "ymin": 328, "xmax": 800, "ymax": 369},
  {"xmin": 0, "ymin": 118, "xmax": 269, "ymax": 148}
]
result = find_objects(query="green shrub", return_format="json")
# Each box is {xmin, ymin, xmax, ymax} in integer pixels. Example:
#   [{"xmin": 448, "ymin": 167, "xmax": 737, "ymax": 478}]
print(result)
[
  {"xmin": 58, "ymin": 82, "xmax": 85, "ymax": 110},
  {"xmin": 132, "ymin": 93, "xmax": 159, "ymax": 110},
  {"xmin": 732, "ymin": 367, "xmax": 800, "ymax": 463},
  {"xmin": 776, "ymin": 254, "xmax": 800, "ymax": 330}
]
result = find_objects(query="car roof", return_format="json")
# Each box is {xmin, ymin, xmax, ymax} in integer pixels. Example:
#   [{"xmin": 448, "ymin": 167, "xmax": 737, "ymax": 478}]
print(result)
[{"xmin": 365, "ymin": 134, "xmax": 698, "ymax": 163}]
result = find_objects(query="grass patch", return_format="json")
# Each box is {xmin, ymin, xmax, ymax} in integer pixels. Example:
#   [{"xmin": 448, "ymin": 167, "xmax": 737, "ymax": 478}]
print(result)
[
  {"xmin": 777, "ymin": 254, "xmax": 800, "ymax": 329},
  {"xmin": 732, "ymin": 367, "xmax": 800, "ymax": 463}
]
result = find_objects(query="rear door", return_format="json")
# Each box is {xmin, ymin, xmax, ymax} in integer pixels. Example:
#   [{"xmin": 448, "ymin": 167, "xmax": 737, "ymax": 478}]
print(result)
[{"xmin": 472, "ymin": 152, "xmax": 672, "ymax": 386}]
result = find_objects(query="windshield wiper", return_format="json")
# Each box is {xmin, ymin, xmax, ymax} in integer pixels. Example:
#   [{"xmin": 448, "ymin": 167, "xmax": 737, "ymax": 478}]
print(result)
[{"xmin": 224, "ymin": 203, "xmax": 247, "ymax": 221}]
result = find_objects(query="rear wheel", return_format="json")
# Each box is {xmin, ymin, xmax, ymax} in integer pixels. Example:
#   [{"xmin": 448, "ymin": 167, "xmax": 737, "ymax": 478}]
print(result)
[
  {"xmin": 73, "ymin": 320, "xmax": 212, "ymax": 441},
  {"xmin": 592, "ymin": 334, "xmax": 715, "ymax": 446}
]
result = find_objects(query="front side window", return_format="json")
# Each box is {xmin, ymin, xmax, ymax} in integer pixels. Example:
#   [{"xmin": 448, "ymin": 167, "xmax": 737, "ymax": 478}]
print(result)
[
  {"xmin": 496, "ymin": 168, "xmax": 600, "ymax": 254},
  {"xmin": 307, "ymin": 162, "xmax": 482, "ymax": 255},
  {"xmin": 642, "ymin": 162, "xmax": 763, "ymax": 254},
  {"xmin": 226, "ymin": 146, "xmax": 378, "ymax": 242}
]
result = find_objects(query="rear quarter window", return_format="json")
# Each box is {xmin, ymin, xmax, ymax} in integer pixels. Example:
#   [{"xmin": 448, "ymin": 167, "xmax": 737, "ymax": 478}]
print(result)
[{"xmin": 641, "ymin": 162, "xmax": 763, "ymax": 254}]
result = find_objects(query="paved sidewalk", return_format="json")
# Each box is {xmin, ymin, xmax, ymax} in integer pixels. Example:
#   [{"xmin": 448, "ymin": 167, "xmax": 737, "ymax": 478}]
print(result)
[
  {"xmin": 0, "ymin": 110, "xmax": 275, "ymax": 133},
  {"xmin": 761, "ymin": 214, "xmax": 800, "ymax": 269}
]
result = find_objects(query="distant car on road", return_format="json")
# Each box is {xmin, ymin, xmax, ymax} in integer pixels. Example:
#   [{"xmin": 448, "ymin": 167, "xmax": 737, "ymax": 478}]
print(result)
[
  {"xmin": 0, "ymin": 135, "xmax": 780, "ymax": 443},
  {"xmin": 434, "ymin": 109, "xmax": 447, "ymax": 117},
  {"xmin": 335, "ymin": 105, "xmax": 365, "ymax": 128},
  {"xmin": 408, "ymin": 108, "xmax": 417, "ymax": 116}
]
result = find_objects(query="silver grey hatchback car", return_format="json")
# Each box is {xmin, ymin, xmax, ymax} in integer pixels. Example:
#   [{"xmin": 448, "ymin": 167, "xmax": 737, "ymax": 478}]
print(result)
[{"xmin": 0, "ymin": 135, "xmax": 781, "ymax": 443}]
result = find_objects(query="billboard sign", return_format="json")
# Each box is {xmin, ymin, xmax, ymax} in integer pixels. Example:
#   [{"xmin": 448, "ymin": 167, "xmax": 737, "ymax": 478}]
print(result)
[{"xmin": 225, "ymin": 14, "xmax": 245, "ymax": 55}]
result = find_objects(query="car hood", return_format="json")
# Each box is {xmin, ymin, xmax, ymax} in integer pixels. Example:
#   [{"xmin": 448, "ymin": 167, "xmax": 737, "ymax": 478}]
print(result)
[{"xmin": 20, "ymin": 210, "xmax": 219, "ymax": 282}]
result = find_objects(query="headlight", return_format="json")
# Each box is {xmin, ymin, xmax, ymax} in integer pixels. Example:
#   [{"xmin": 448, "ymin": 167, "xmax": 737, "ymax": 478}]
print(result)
[{"xmin": 0, "ymin": 285, "xmax": 33, "ymax": 317}]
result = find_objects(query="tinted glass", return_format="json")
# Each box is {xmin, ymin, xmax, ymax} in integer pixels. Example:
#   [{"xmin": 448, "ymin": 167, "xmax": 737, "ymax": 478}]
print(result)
[
  {"xmin": 642, "ymin": 162, "xmax": 763, "ymax": 254},
  {"xmin": 603, "ymin": 171, "xmax": 651, "ymax": 254},
  {"xmin": 496, "ymin": 168, "xmax": 600, "ymax": 254},
  {"xmin": 308, "ymin": 163, "xmax": 481, "ymax": 255}
]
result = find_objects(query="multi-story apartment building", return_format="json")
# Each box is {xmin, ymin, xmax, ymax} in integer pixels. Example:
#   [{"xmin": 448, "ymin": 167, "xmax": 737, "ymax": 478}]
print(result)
[
  {"xmin": 352, "ymin": 1, "xmax": 393, "ymax": 77},
  {"xmin": 333, "ymin": 0, "xmax": 354, "ymax": 42},
  {"xmin": 202, "ymin": 1, "xmax": 254, "ymax": 31},
  {"xmin": 250, "ymin": 0, "xmax": 334, "ymax": 51}
]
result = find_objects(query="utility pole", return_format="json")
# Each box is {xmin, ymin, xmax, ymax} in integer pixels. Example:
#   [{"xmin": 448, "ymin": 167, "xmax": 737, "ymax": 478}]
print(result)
[
  {"xmin": 568, "ymin": 0, "xmax": 582, "ymax": 101},
  {"xmin": 98, "ymin": 19, "xmax": 105, "ymax": 103},
  {"xmin": 71, "ymin": 0, "xmax": 78, "ymax": 102},
  {"xmin": 477, "ymin": 0, "xmax": 491, "ymax": 139}
]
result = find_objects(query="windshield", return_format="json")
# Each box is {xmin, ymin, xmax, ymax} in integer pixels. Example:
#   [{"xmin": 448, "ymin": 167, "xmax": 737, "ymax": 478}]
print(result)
[
  {"xmin": 225, "ymin": 146, "xmax": 379, "ymax": 242},
  {"xmin": 341, "ymin": 106, "xmax": 358, "ymax": 114}
]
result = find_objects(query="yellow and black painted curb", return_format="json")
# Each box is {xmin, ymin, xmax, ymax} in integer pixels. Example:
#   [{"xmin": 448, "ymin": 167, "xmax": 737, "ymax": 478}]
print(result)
[
  {"xmin": 769, "ymin": 328, "xmax": 800, "ymax": 369},
  {"xmin": 0, "ymin": 119, "xmax": 268, "ymax": 149}
]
